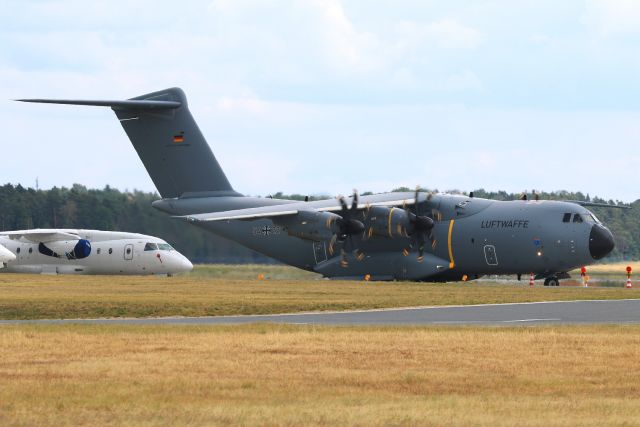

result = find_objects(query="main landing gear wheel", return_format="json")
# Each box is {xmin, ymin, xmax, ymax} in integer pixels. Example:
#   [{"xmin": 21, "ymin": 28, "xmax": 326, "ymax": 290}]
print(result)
[{"xmin": 544, "ymin": 277, "xmax": 560, "ymax": 287}]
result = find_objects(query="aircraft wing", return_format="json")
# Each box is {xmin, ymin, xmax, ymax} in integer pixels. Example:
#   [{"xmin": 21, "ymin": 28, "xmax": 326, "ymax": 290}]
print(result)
[
  {"xmin": 563, "ymin": 200, "xmax": 632, "ymax": 209},
  {"xmin": 0, "ymin": 230, "xmax": 81, "ymax": 243},
  {"xmin": 179, "ymin": 196, "xmax": 417, "ymax": 222}
]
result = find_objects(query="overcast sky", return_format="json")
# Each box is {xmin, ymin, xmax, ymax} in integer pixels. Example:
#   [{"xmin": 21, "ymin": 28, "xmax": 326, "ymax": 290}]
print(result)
[{"xmin": 2, "ymin": 0, "xmax": 639, "ymax": 201}]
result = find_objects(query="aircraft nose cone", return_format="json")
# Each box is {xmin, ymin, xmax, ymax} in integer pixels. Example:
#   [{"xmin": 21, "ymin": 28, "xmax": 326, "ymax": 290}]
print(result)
[
  {"xmin": 171, "ymin": 254, "xmax": 193, "ymax": 273},
  {"xmin": 589, "ymin": 224, "xmax": 615, "ymax": 260},
  {"xmin": 180, "ymin": 257, "xmax": 193, "ymax": 273}
]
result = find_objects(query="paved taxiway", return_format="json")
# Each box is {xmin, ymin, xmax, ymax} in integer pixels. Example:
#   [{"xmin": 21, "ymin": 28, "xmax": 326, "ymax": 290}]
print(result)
[{"xmin": 1, "ymin": 299, "xmax": 639, "ymax": 326}]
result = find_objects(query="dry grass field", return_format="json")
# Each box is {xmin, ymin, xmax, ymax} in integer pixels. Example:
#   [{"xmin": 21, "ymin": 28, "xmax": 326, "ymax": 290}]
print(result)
[
  {"xmin": 0, "ymin": 270, "xmax": 638, "ymax": 320},
  {"xmin": 581, "ymin": 261, "xmax": 640, "ymax": 275},
  {"xmin": 189, "ymin": 263, "xmax": 320, "ymax": 280},
  {"xmin": 191, "ymin": 262, "xmax": 638, "ymax": 280},
  {"xmin": 0, "ymin": 324, "xmax": 639, "ymax": 426}
]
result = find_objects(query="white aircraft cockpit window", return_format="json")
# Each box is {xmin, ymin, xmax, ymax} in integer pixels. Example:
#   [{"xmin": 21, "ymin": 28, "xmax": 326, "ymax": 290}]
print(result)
[
  {"xmin": 144, "ymin": 243, "xmax": 159, "ymax": 251},
  {"xmin": 581, "ymin": 214, "xmax": 595, "ymax": 223},
  {"xmin": 16, "ymin": 247, "xmax": 20, "ymax": 254},
  {"xmin": 97, "ymin": 248, "xmax": 101, "ymax": 254},
  {"xmin": 158, "ymin": 243, "xmax": 174, "ymax": 251},
  {"xmin": 29, "ymin": 247, "xmax": 33, "ymax": 253},
  {"xmin": 572, "ymin": 214, "xmax": 583, "ymax": 223},
  {"xmin": 562, "ymin": 213, "xmax": 571, "ymax": 223},
  {"xmin": 108, "ymin": 248, "xmax": 113, "ymax": 254}
]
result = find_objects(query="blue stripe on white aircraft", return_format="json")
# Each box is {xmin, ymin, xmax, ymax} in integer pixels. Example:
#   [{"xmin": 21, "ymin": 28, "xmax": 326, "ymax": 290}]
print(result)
[{"xmin": 0, "ymin": 229, "xmax": 192, "ymax": 275}]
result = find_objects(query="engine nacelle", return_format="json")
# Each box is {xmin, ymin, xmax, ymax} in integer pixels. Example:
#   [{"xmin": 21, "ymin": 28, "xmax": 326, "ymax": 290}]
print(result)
[
  {"xmin": 275, "ymin": 210, "xmax": 341, "ymax": 241},
  {"xmin": 38, "ymin": 239, "xmax": 92, "ymax": 260},
  {"xmin": 365, "ymin": 206, "xmax": 410, "ymax": 239}
]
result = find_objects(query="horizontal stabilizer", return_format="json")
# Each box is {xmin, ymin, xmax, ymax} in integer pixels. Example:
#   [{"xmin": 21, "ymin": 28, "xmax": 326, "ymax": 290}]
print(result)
[{"xmin": 15, "ymin": 98, "xmax": 181, "ymax": 110}]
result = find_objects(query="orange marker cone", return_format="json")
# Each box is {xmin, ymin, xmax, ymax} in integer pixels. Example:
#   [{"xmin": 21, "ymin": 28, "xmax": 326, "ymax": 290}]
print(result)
[
  {"xmin": 626, "ymin": 278, "xmax": 632, "ymax": 289},
  {"xmin": 529, "ymin": 273, "xmax": 534, "ymax": 287}
]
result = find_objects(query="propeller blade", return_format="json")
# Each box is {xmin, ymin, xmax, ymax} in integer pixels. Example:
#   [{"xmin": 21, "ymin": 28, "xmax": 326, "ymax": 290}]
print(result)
[
  {"xmin": 414, "ymin": 186, "xmax": 421, "ymax": 215},
  {"xmin": 351, "ymin": 190, "xmax": 358, "ymax": 212},
  {"xmin": 328, "ymin": 234, "xmax": 337, "ymax": 255},
  {"xmin": 338, "ymin": 196, "xmax": 348, "ymax": 212},
  {"xmin": 326, "ymin": 216, "xmax": 336, "ymax": 230},
  {"xmin": 361, "ymin": 204, "xmax": 371, "ymax": 220},
  {"xmin": 417, "ymin": 234, "xmax": 425, "ymax": 261},
  {"xmin": 340, "ymin": 248, "xmax": 348, "ymax": 268}
]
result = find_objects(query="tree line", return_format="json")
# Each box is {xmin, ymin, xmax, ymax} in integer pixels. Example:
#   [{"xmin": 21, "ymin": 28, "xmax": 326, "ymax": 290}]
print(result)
[{"xmin": 0, "ymin": 183, "xmax": 637, "ymax": 262}]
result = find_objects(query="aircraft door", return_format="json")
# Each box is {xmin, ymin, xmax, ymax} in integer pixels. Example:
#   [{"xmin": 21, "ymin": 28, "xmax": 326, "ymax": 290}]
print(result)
[
  {"xmin": 312, "ymin": 241, "xmax": 327, "ymax": 264},
  {"xmin": 483, "ymin": 245, "xmax": 498, "ymax": 266},
  {"xmin": 124, "ymin": 244, "xmax": 134, "ymax": 261}
]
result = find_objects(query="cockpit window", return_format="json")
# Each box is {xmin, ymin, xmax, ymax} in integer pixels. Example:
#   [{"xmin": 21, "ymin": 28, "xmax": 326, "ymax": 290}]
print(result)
[
  {"xmin": 144, "ymin": 243, "xmax": 158, "ymax": 251},
  {"xmin": 562, "ymin": 213, "xmax": 571, "ymax": 223},
  {"xmin": 572, "ymin": 214, "xmax": 595, "ymax": 224},
  {"xmin": 158, "ymin": 243, "xmax": 174, "ymax": 251}
]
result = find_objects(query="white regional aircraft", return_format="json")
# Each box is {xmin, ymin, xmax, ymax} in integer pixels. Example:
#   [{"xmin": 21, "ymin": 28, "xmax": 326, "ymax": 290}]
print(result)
[
  {"xmin": 0, "ymin": 243, "xmax": 16, "ymax": 267},
  {"xmin": 0, "ymin": 229, "xmax": 193, "ymax": 275}
]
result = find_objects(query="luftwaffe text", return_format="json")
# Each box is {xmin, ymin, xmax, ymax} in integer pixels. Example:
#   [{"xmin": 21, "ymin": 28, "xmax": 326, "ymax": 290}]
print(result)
[{"xmin": 480, "ymin": 219, "xmax": 529, "ymax": 229}]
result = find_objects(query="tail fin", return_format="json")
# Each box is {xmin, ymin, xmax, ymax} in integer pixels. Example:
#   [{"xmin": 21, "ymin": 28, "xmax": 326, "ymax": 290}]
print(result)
[{"xmin": 18, "ymin": 87, "xmax": 240, "ymax": 199}]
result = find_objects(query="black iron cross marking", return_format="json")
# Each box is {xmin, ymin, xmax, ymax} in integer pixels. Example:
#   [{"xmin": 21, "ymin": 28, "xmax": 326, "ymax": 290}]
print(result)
[{"xmin": 261, "ymin": 226, "xmax": 272, "ymax": 236}]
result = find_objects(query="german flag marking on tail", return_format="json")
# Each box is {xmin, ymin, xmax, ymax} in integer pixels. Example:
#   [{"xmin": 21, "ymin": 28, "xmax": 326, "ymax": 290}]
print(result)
[{"xmin": 173, "ymin": 132, "xmax": 185, "ymax": 143}]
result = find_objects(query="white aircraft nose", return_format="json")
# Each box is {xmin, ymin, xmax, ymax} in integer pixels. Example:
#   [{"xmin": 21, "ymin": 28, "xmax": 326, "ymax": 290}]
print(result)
[
  {"xmin": 179, "ymin": 256, "xmax": 193, "ymax": 273},
  {"xmin": 168, "ymin": 253, "xmax": 193, "ymax": 274}
]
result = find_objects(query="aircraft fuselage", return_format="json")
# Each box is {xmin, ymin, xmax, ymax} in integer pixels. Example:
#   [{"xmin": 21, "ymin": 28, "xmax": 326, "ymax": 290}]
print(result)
[
  {"xmin": 0, "ymin": 230, "xmax": 193, "ymax": 275},
  {"xmin": 154, "ymin": 192, "xmax": 613, "ymax": 281}
]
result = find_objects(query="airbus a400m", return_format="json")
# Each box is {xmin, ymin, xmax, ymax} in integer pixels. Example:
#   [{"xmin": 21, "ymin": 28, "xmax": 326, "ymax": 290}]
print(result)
[{"xmin": 19, "ymin": 88, "xmax": 625, "ymax": 284}]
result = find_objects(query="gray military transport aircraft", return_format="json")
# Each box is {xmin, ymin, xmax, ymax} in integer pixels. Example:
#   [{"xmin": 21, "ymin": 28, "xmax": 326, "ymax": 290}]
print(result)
[{"xmin": 18, "ymin": 88, "xmax": 625, "ymax": 285}]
